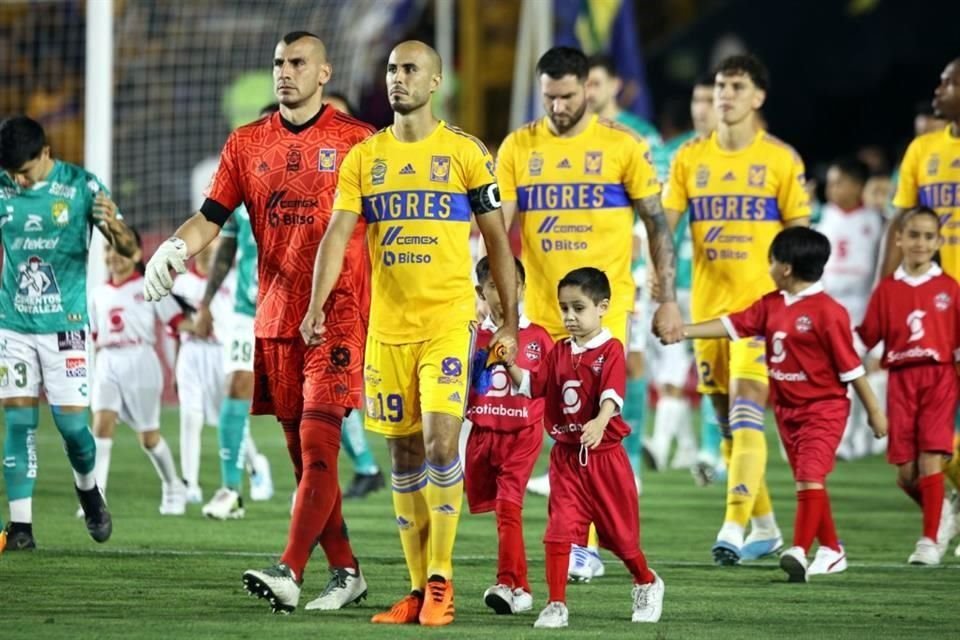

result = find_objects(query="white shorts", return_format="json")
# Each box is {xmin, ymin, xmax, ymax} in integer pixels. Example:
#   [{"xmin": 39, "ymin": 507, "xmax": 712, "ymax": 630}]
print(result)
[
  {"xmin": 645, "ymin": 291, "xmax": 694, "ymax": 388},
  {"xmin": 176, "ymin": 340, "xmax": 224, "ymax": 426},
  {"xmin": 628, "ymin": 298, "xmax": 650, "ymax": 353},
  {"xmin": 0, "ymin": 328, "xmax": 90, "ymax": 406},
  {"xmin": 223, "ymin": 313, "xmax": 255, "ymax": 375},
  {"xmin": 91, "ymin": 345, "xmax": 162, "ymax": 432}
]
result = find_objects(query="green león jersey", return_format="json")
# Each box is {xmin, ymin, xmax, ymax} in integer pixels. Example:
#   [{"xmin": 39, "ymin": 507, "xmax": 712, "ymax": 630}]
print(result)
[{"xmin": 221, "ymin": 205, "xmax": 258, "ymax": 318}]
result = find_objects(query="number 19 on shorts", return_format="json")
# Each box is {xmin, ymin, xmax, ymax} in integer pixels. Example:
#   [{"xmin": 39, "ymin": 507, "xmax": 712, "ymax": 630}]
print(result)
[{"xmin": 367, "ymin": 392, "xmax": 404, "ymax": 422}]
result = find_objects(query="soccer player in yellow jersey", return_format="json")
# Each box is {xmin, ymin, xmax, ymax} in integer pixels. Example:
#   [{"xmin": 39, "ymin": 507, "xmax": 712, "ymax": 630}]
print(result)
[
  {"xmin": 302, "ymin": 41, "xmax": 519, "ymax": 626},
  {"xmin": 882, "ymin": 57, "xmax": 960, "ymax": 555},
  {"xmin": 663, "ymin": 54, "xmax": 811, "ymax": 566},
  {"xmin": 497, "ymin": 46, "xmax": 683, "ymax": 581}
]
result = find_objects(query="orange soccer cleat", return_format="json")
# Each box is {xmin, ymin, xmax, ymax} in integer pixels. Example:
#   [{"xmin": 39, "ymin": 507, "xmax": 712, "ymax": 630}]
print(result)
[
  {"xmin": 371, "ymin": 593, "xmax": 423, "ymax": 624},
  {"xmin": 0, "ymin": 529, "xmax": 6, "ymax": 555},
  {"xmin": 419, "ymin": 577, "xmax": 455, "ymax": 627}
]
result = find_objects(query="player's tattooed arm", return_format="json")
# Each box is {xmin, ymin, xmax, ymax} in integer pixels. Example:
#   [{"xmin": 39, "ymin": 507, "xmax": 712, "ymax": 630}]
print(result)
[
  {"xmin": 634, "ymin": 194, "xmax": 677, "ymax": 304},
  {"xmin": 201, "ymin": 237, "xmax": 237, "ymax": 307}
]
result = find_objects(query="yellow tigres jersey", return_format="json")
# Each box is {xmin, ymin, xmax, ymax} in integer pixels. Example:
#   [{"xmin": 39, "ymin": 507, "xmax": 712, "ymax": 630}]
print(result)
[
  {"xmin": 497, "ymin": 115, "xmax": 660, "ymax": 336},
  {"xmin": 893, "ymin": 125, "xmax": 960, "ymax": 279},
  {"xmin": 662, "ymin": 130, "xmax": 810, "ymax": 321},
  {"xmin": 334, "ymin": 121, "xmax": 496, "ymax": 343}
]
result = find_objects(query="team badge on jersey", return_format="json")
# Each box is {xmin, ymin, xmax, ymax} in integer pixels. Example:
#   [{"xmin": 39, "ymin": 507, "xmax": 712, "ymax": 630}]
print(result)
[
  {"xmin": 584, "ymin": 151, "xmax": 603, "ymax": 175},
  {"xmin": 529, "ymin": 151, "xmax": 544, "ymax": 177},
  {"xmin": 927, "ymin": 154, "xmax": 940, "ymax": 176},
  {"xmin": 591, "ymin": 354, "xmax": 605, "ymax": 375},
  {"xmin": 525, "ymin": 341, "xmax": 542, "ymax": 361},
  {"xmin": 795, "ymin": 315, "xmax": 812, "ymax": 332},
  {"xmin": 935, "ymin": 292, "xmax": 951, "ymax": 311},
  {"xmin": 748, "ymin": 165, "xmax": 767, "ymax": 188},
  {"xmin": 372, "ymin": 159, "xmax": 387, "ymax": 185},
  {"xmin": 318, "ymin": 148, "xmax": 337, "ymax": 173},
  {"xmin": 695, "ymin": 164, "xmax": 710, "ymax": 188},
  {"xmin": 430, "ymin": 156, "xmax": 451, "ymax": 183},
  {"xmin": 51, "ymin": 201, "xmax": 70, "ymax": 227}
]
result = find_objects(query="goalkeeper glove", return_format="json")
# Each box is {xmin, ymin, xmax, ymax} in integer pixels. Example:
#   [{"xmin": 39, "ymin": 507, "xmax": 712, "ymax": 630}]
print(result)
[{"xmin": 144, "ymin": 237, "xmax": 188, "ymax": 301}]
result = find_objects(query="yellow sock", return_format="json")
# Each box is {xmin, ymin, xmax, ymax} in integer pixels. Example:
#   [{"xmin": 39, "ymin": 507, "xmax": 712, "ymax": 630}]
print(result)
[
  {"xmin": 391, "ymin": 465, "xmax": 430, "ymax": 591},
  {"xmin": 587, "ymin": 524, "xmax": 599, "ymax": 549},
  {"xmin": 724, "ymin": 399, "xmax": 767, "ymax": 527},
  {"xmin": 942, "ymin": 434, "xmax": 960, "ymax": 490},
  {"xmin": 751, "ymin": 477, "xmax": 773, "ymax": 518},
  {"xmin": 720, "ymin": 436, "xmax": 733, "ymax": 465},
  {"xmin": 424, "ymin": 457, "xmax": 464, "ymax": 580}
]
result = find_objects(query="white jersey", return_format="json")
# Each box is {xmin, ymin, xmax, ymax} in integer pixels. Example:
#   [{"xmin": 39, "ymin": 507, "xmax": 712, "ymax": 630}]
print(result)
[
  {"xmin": 170, "ymin": 267, "xmax": 235, "ymax": 344},
  {"xmin": 817, "ymin": 203, "xmax": 884, "ymax": 325},
  {"xmin": 91, "ymin": 273, "xmax": 183, "ymax": 348}
]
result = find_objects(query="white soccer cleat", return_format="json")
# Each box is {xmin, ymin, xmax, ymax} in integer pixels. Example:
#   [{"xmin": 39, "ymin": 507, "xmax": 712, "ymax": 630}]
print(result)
[
  {"xmin": 908, "ymin": 537, "xmax": 941, "ymax": 565},
  {"xmin": 568, "ymin": 545, "xmax": 604, "ymax": 582},
  {"xmin": 631, "ymin": 571, "xmax": 665, "ymax": 623},
  {"xmin": 526, "ymin": 473, "xmax": 550, "ymax": 497},
  {"xmin": 201, "ymin": 488, "xmax": 245, "ymax": 520},
  {"xmin": 779, "ymin": 546, "xmax": 809, "ymax": 582},
  {"xmin": 533, "ymin": 601, "xmax": 568, "ymax": 628},
  {"xmin": 185, "ymin": 485, "xmax": 203, "ymax": 504},
  {"xmin": 483, "ymin": 583, "xmax": 515, "ymax": 615},
  {"xmin": 512, "ymin": 588, "xmax": 533, "ymax": 613},
  {"xmin": 249, "ymin": 454, "xmax": 274, "ymax": 502},
  {"xmin": 242, "ymin": 563, "xmax": 301, "ymax": 613},
  {"xmin": 935, "ymin": 498, "xmax": 955, "ymax": 557},
  {"xmin": 740, "ymin": 527, "xmax": 784, "ymax": 560},
  {"xmin": 304, "ymin": 567, "xmax": 368, "ymax": 610},
  {"xmin": 808, "ymin": 544, "xmax": 847, "ymax": 576},
  {"xmin": 74, "ymin": 505, "xmax": 85, "ymax": 519},
  {"xmin": 159, "ymin": 483, "xmax": 187, "ymax": 516}
]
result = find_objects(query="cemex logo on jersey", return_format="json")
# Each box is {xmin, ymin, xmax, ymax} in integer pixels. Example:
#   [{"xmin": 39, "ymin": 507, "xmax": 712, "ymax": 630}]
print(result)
[
  {"xmin": 266, "ymin": 190, "xmax": 316, "ymax": 227},
  {"xmin": 538, "ymin": 214, "xmax": 589, "ymax": 253},
  {"xmin": 381, "ymin": 226, "xmax": 435, "ymax": 267}
]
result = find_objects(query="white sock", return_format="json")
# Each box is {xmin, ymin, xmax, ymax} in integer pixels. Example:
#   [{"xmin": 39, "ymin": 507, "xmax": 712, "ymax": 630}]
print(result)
[
  {"xmin": 650, "ymin": 396, "xmax": 685, "ymax": 468},
  {"xmin": 667, "ymin": 398, "xmax": 695, "ymax": 467},
  {"xmin": 180, "ymin": 409, "xmax": 204, "ymax": 488},
  {"xmin": 94, "ymin": 437, "xmax": 114, "ymax": 496},
  {"xmin": 750, "ymin": 512, "xmax": 778, "ymax": 535},
  {"xmin": 242, "ymin": 422, "xmax": 258, "ymax": 471},
  {"xmin": 718, "ymin": 521, "xmax": 745, "ymax": 547},
  {"xmin": 143, "ymin": 436, "xmax": 179, "ymax": 486},
  {"xmin": 10, "ymin": 497, "xmax": 32, "ymax": 523},
  {"xmin": 73, "ymin": 470, "xmax": 97, "ymax": 491}
]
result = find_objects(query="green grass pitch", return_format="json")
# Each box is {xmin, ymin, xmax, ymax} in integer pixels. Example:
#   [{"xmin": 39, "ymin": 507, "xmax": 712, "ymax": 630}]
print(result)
[{"xmin": 1, "ymin": 408, "xmax": 956, "ymax": 639}]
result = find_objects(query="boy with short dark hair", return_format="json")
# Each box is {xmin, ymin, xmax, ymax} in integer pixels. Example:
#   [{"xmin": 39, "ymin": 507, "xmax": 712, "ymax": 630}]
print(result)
[
  {"xmin": 466, "ymin": 256, "xmax": 553, "ymax": 615},
  {"xmin": 506, "ymin": 267, "xmax": 664, "ymax": 628},
  {"xmin": 681, "ymin": 227, "xmax": 887, "ymax": 582},
  {"xmin": 858, "ymin": 206, "xmax": 960, "ymax": 565}
]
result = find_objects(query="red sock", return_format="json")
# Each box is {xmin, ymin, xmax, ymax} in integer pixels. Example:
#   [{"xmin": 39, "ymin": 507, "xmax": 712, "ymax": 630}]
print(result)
[
  {"xmin": 495, "ymin": 500, "xmax": 529, "ymax": 592},
  {"xmin": 918, "ymin": 472, "xmax": 945, "ymax": 541},
  {"xmin": 545, "ymin": 542, "xmax": 569, "ymax": 604},
  {"xmin": 793, "ymin": 489, "xmax": 825, "ymax": 552},
  {"xmin": 898, "ymin": 479, "xmax": 922, "ymax": 507},
  {"xmin": 816, "ymin": 489, "xmax": 840, "ymax": 551},
  {"xmin": 280, "ymin": 418, "xmax": 303, "ymax": 483},
  {"xmin": 317, "ymin": 486, "xmax": 356, "ymax": 570},
  {"xmin": 280, "ymin": 405, "xmax": 348, "ymax": 578},
  {"xmin": 621, "ymin": 551, "xmax": 656, "ymax": 585}
]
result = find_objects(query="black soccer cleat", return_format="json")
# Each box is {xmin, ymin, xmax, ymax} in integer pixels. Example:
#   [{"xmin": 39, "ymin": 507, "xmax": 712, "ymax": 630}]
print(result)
[
  {"xmin": 75, "ymin": 485, "xmax": 112, "ymax": 543},
  {"xmin": 5, "ymin": 522, "xmax": 37, "ymax": 551},
  {"xmin": 711, "ymin": 541, "xmax": 741, "ymax": 566},
  {"xmin": 344, "ymin": 470, "xmax": 385, "ymax": 500}
]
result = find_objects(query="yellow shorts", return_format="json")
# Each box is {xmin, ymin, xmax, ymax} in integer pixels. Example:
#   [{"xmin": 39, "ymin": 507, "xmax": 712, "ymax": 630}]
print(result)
[
  {"xmin": 694, "ymin": 336, "xmax": 767, "ymax": 395},
  {"xmin": 363, "ymin": 324, "xmax": 476, "ymax": 438},
  {"xmin": 544, "ymin": 309, "xmax": 631, "ymax": 348}
]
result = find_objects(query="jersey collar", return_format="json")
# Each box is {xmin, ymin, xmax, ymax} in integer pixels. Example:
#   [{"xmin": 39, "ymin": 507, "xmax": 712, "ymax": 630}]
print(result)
[
  {"xmin": 570, "ymin": 328, "xmax": 612, "ymax": 354},
  {"xmin": 539, "ymin": 114, "xmax": 597, "ymax": 142},
  {"xmin": 480, "ymin": 314, "xmax": 531, "ymax": 332},
  {"xmin": 108, "ymin": 271, "xmax": 144, "ymax": 288},
  {"xmin": 781, "ymin": 281, "xmax": 824, "ymax": 306},
  {"xmin": 894, "ymin": 263, "xmax": 943, "ymax": 287}
]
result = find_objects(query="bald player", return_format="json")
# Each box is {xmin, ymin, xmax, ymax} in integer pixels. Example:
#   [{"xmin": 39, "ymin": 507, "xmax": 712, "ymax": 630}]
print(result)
[
  {"xmin": 305, "ymin": 40, "xmax": 518, "ymax": 626},
  {"xmin": 143, "ymin": 31, "xmax": 375, "ymax": 614}
]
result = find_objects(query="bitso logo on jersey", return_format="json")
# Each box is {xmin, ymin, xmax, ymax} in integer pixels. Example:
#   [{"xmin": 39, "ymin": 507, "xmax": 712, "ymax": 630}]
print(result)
[
  {"xmin": 430, "ymin": 156, "xmax": 451, "ymax": 183},
  {"xmin": 318, "ymin": 148, "xmax": 337, "ymax": 173}
]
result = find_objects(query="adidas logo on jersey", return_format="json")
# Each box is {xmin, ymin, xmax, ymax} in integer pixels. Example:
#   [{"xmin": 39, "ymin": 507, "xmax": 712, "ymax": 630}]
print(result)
[
  {"xmin": 729, "ymin": 483, "xmax": 751, "ymax": 496},
  {"xmin": 722, "ymin": 171, "xmax": 736, "ymax": 181},
  {"xmin": 556, "ymin": 158, "xmax": 572, "ymax": 169},
  {"xmin": 447, "ymin": 391, "xmax": 461, "ymax": 403},
  {"xmin": 399, "ymin": 163, "xmax": 416, "ymax": 175},
  {"xmin": 952, "ymin": 158, "xmax": 960, "ymax": 169}
]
